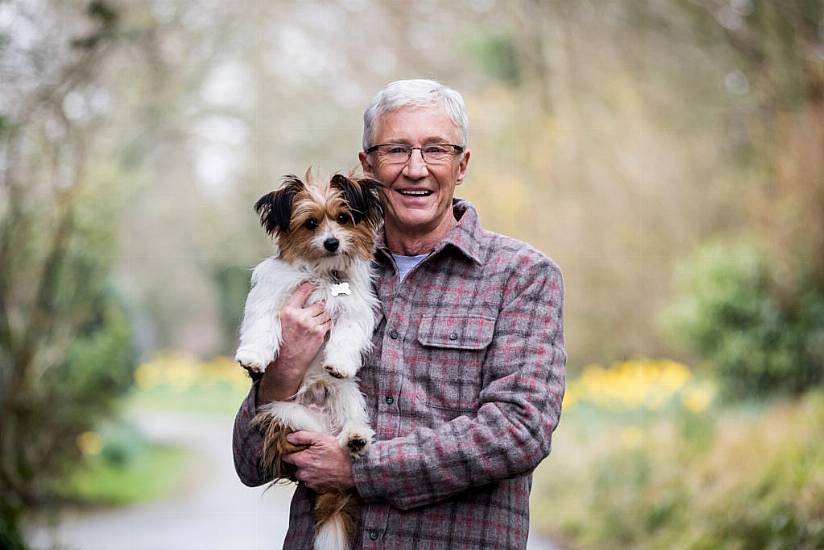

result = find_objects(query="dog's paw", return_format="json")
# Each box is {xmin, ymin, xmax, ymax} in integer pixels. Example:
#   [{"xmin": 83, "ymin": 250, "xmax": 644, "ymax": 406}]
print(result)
[
  {"xmin": 235, "ymin": 348, "xmax": 268, "ymax": 374},
  {"xmin": 347, "ymin": 435, "xmax": 368, "ymax": 454},
  {"xmin": 323, "ymin": 363, "xmax": 355, "ymax": 379},
  {"xmin": 340, "ymin": 426, "xmax": 374, "ymax": 457}
]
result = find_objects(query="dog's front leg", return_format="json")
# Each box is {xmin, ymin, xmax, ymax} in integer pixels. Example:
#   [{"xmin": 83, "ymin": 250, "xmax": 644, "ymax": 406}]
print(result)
[
  {"xmin": 235, "ymin": 272, "xmax": 283, "ymax": 373},
  {"xmin": 330, "ymin": 379, "xmax": 374, "ymax": 457},
  {"xmin": 322, "ymin": 316, "xmax": 371, "ymax": 379}
]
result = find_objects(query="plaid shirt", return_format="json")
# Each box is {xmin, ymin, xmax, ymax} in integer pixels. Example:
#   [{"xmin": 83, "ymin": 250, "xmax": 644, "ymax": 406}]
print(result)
[{"xmin": 233, "ymin": 200, "xmax": 566, "ymax": 549}]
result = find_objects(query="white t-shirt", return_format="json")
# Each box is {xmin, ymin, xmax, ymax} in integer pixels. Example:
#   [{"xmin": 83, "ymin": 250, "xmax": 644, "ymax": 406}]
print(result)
[{"xmin": 392, "ymin": 253, "xmax": 428, "ymax": 282}]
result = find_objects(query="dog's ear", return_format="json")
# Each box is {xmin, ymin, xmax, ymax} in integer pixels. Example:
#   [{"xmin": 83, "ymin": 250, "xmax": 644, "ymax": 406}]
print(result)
[
  {"xmin": 357, "ymin": 177, "xmax": 385, "ymax": 228},
  {"xmin": 254, "ymin": 176, "xmax": 304, "ymax": 236},
  {"xmin": 330, "ymin": 174, "xmax": 384, "ymax": 227}
]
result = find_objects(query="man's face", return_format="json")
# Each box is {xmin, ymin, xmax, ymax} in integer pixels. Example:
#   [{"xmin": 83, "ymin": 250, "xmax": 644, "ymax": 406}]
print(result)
[{"xmin": 359, "ymin": 105, "xmax": 470, "ymax": 239}]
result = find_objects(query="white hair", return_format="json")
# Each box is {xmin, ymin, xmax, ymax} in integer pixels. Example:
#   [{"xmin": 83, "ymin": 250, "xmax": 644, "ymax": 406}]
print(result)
[{"xmin": 362, "ymin": 79, "xmax": 469, "ymax": 150}]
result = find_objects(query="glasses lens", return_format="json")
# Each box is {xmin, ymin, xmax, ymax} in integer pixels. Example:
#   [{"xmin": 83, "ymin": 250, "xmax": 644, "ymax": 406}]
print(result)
[
  {"xmin": 373, "ymin": 144, "xmax": 459, "ymax": 164},
  {"xmin": 421, "ymin": 145, "xmax": 452, "ymax": 163},
  {"xmin": 378, "ymin": 145, "xmax": 412, "ymax": 164}
]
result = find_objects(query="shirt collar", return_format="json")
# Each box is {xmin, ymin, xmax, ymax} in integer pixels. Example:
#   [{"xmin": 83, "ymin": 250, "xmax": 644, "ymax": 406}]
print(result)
[{"xmin": 373, "ymin": 199, "xmax": 483, "ymax": 266}]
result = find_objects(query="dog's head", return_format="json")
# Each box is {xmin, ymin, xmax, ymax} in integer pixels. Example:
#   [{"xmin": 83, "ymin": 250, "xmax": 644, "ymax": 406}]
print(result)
[{"xmin": 254, "ymin": 171, "xmax": 383, "ymax": 268}]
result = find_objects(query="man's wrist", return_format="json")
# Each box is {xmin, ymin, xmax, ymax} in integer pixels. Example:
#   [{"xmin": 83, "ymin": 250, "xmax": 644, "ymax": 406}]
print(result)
[{"xmin": 255, "ymin": 360, "xmax": 304, "ymax": 406}]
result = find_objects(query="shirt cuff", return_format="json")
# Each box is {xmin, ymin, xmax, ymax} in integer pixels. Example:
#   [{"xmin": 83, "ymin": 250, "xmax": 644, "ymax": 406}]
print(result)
[
  {"xmin": 232, "ymin": 380, "xmax": 267, "ymax": 485},
  {"xmin": 351, "ymin": 439, "xmax": 386, "ymax": 503},
  {"xmin": 241, "ymin": 379, "xmax": 261, "ymax": 421}
]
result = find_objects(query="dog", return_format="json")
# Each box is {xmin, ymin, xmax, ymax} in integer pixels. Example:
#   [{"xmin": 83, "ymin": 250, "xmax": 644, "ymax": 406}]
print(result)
[{"xmin": 235, "ymin": 170, "xmax": 383, "ymax": 550}]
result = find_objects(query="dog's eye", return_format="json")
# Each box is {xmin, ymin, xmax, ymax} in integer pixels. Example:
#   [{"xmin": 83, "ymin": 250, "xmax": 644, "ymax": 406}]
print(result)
[
  {"xmin": 336, "ymin": 213, "xmax": 351, "ymax": 225},
  {"xmin": 304, "ymin": 218, "xmax": 319, "ymax": 230}
]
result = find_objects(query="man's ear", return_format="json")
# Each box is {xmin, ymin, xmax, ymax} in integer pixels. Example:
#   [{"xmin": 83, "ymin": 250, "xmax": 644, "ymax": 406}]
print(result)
[
  {"xmin": 358, "ymin": 151, "xmax": 374, "ymax": 177},
  {"xmin": 330, "ymin": 174, "xmax": 384, "ymax": 227},
  {"xmin": 254, "ymin": 176, "xmax": 304, "ymax": 236},
  {"xmin": 456, "ymin": 149, "xmax": 470, "ymax": 185}
]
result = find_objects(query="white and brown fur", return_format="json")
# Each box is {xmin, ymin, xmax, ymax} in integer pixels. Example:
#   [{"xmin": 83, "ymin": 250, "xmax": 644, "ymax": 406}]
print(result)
[{"xmin": 235, "ymin": 171, "xmax": 382, "ymax": 550}]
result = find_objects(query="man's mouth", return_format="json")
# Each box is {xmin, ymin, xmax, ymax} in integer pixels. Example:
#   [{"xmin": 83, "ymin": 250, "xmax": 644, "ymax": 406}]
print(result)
[{"xmin": 396, "ymin": 189, "xmax": 433, "ymax": 197}]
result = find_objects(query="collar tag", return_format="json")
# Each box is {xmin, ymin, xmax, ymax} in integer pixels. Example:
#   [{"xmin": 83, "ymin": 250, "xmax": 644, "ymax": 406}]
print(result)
[{"xmin": 331, "ymin": 282, "xmax": 351, "ymax": 297}]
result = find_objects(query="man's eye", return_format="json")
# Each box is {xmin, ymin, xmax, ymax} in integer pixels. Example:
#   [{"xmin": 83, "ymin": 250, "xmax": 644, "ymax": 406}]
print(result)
[
  {"xmin": 386, "ymin": 146, "xmax": 409, "ymax": 154},
  {"xmin": 304, "ymin": 218, "xmax": 319, "ymax": 230},
  {"xmin": 423, "ymin": 145, "xmax": 449, "ymax": 154},
  {"xmin": 337, "ymin": 213, "xmax": 351, "ymax": 224}
]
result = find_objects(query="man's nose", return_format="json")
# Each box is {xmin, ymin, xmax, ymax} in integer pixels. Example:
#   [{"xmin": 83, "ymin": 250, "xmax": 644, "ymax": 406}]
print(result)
[
  {"xmin": 323, "ymin": 238, "xmax": 340, "ymax": 252},
  {"xmin": 403, "ymin": 148, "xmax": 428, "ymax": 178}
]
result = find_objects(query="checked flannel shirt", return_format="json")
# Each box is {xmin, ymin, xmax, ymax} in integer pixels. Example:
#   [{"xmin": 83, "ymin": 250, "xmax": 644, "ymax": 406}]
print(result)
[{"xmin": 233, "ymin": 199, "xmax": 566, "ymax": 549}]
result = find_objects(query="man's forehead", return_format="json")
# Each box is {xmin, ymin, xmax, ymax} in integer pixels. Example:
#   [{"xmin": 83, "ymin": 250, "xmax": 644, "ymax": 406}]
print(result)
[{"xmin": 373, "ymin": 105, "xmax": 459, "ymax": 142}]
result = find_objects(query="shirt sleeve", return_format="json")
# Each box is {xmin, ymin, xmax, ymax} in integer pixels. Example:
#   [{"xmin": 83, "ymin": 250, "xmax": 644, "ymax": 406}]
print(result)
[
  {"xmin": 351, "ymin": 256, "xmax": 566, "ymax": 510},
  {"xmin": 232, "ymin": 380, "xmax": 271, "ymax": 487}
]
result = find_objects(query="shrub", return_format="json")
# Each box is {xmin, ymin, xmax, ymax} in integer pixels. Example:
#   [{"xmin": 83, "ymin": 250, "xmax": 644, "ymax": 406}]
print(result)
[
  {"xmin": 0, "ymin": 296, "xmax": 135, "ymax": 544},
  {"xmin": 667, "ymin": 240, "xmax": 824, "ymax": 399},
  {"xmin": 533, "ymin": 389, "xmax": 824, "ymax": 550}
]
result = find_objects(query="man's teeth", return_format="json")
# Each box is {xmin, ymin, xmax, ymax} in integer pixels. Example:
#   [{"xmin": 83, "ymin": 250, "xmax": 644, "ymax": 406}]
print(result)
[{"xmin": 398, "ymin": 190, "xmax": 432, "ymax": 196}]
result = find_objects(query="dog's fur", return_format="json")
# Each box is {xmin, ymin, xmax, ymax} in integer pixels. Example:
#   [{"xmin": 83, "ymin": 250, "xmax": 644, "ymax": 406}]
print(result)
[{"xmin": 236, "ymin": 170, "xmax": 382, "ymax": 550}]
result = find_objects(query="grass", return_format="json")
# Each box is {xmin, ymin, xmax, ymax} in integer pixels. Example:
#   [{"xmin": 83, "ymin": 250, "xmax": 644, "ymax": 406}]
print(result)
[
  {"xmin": 60, "ymin": 443, "xmax": 191, "ymax": 506},
  {"xmin": 52, "ymin": 351, "xmax": 250, "ymax": 509}
]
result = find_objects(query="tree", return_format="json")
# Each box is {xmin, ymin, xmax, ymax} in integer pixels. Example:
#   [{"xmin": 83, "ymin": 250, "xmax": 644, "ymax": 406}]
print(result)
[
  {"xmin": 0, "ymin": 2, "xmax": 135, "ymax": 546},
  {"xmin": 666, "ymin": 0, "xmax": 824, "ymax": 398}
]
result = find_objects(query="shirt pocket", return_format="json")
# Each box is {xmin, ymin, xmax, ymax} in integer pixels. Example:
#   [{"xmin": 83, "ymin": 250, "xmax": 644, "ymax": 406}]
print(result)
[{"xmin": 415, "ymin": 314, "xmax": 496, "ymax": 414}]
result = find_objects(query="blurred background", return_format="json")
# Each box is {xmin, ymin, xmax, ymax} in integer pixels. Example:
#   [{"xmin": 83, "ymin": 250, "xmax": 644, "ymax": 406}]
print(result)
[{"xmin": 1, "ymin": 0, "xmax": 823, "ymax": 549}]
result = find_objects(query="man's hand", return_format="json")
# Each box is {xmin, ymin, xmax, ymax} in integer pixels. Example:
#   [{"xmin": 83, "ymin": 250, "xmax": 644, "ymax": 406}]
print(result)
[
  {"xmin": 282, "ymin": 431, "xmax": 355, "ymax": 493},
  {"xmin": 257, "ymin": 283, "xmax": 331, "ymax": 405}
]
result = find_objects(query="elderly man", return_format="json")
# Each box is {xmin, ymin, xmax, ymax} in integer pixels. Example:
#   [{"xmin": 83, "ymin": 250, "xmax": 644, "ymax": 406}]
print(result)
[{"xmin": 233, "ymin": 79, "xmax": 566, "ymax": 549}]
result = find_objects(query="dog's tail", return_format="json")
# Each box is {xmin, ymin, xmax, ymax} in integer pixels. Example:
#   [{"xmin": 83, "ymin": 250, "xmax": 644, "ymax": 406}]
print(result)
[{"xmin": 314, "ymin": 492, "xmax": 356, "ymax": 550}]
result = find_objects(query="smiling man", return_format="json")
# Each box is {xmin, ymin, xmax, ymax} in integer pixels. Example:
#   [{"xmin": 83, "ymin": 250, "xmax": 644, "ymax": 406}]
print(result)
[
  {"xmin": 233, "ymin": 80, "xmax": 566, "ymax": 549},
  {"xmin": 360, "ymin": 103, "xmax": 469, "ymax": 255}
]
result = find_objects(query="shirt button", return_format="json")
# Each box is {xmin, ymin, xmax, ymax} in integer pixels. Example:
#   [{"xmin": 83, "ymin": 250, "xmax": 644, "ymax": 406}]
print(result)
[
  {"xmin": 385, "ymin": 396, "xmax": 394, "ymax": 405},
  {"xmin": 389, "ymin": 329, "xmax": 399, "ymax": 340},
  {"xmin": 449, "ymin": 332, "xmax": 458, "ymax": 341},
  {"xmin": 368, "ymin": 529, "xmax": 379, "ymax": 540}
]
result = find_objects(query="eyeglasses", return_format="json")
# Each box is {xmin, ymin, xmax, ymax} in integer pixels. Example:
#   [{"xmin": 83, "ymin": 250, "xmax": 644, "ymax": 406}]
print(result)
[{"xmin": 365, "ymin": 143, "xmax": 464, "ymax": 165}]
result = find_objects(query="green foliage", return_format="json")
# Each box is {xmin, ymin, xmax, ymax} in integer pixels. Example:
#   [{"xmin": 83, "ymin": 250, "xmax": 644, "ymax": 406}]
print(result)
[
  {"xmin": 0, "ymin": 501, "xmax": 26, "ymax": 550},
  {"xmin": 533, "ymin": 391, "xmax": 824, "ymax": 550},
  {"xmin": 211, "ymin": 264, "xmax": 251, "ymax": 355},
  {"xmin": 0, "ymin": 295, "xmax": 135, "ymax": 548},
  {"xmin": 42, "ymin": 297, "xmax": 135, "ymax": 422},
  {"xmin": 0, "ymin": 4, "xmax": 131, "ymax": 545},
  {"xmin": 63, "ymin": 444, "xmax": 188, "ymax": 505},
  {"xmin": 58, "ymin": 421, "xmax": 190, "ymax": 506},
  {"xmin": 0, "ymin": 114, "xmax": 11, "ymax": 138},
  {"xmin": 463, "ymin": 31, "xmax": 520, "ymax": 84},
  {"xmin": 667, "ymin": 241, "xmax": 824, "ymax": 399}
]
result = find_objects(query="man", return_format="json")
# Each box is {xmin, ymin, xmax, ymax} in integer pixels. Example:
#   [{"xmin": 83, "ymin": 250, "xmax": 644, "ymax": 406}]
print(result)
[{"xmin": 233, "ymin": 79, "xmax": 566, "ymax": 549}]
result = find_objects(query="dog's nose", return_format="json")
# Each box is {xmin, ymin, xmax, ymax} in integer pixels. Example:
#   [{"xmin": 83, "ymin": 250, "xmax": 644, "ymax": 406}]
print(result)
[{"xmin": 323, "ymin": 238, "xmax": 340, "ymax": 252}]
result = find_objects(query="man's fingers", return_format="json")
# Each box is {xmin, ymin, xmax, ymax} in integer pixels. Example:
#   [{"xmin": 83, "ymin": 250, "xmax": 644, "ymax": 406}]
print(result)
[
  {"xmin": 281, "ymin": 446, "xmax": 307, "ymax": 464},
  {"xmin": 286, "ymin": 282, "xmax": 315, "ymax": 308},
  {"xmin": 287, "ymin": 430, "xmax": 319, "ymax": 446},
  {"xmin": 305, "ymin": 301, "xmax": 327, "ymax": 317}
]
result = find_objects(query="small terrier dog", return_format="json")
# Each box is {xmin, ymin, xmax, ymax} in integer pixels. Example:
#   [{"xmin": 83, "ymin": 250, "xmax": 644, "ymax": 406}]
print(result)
[{"xmin": 235, "ymin": 171, "xmax": 382, "ymax": 550}]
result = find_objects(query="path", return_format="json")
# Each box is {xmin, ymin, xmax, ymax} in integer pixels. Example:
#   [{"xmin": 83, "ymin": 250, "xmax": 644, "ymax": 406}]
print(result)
[{"xmin": 28, "ymin": 411, "xmax": 556, "ymax": 549}]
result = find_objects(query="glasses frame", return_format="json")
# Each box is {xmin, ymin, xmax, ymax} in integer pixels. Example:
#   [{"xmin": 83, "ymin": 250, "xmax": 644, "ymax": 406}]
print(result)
[{"xmin": 365, "ymin": 143, "xmax": 465, "ymax": 165}]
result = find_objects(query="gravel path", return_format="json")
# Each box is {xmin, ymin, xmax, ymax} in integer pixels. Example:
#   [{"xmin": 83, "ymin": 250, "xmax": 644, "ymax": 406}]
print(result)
[{"xmin": 27, "ymin": 411, "xmax": 556, "ymax": 550}]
